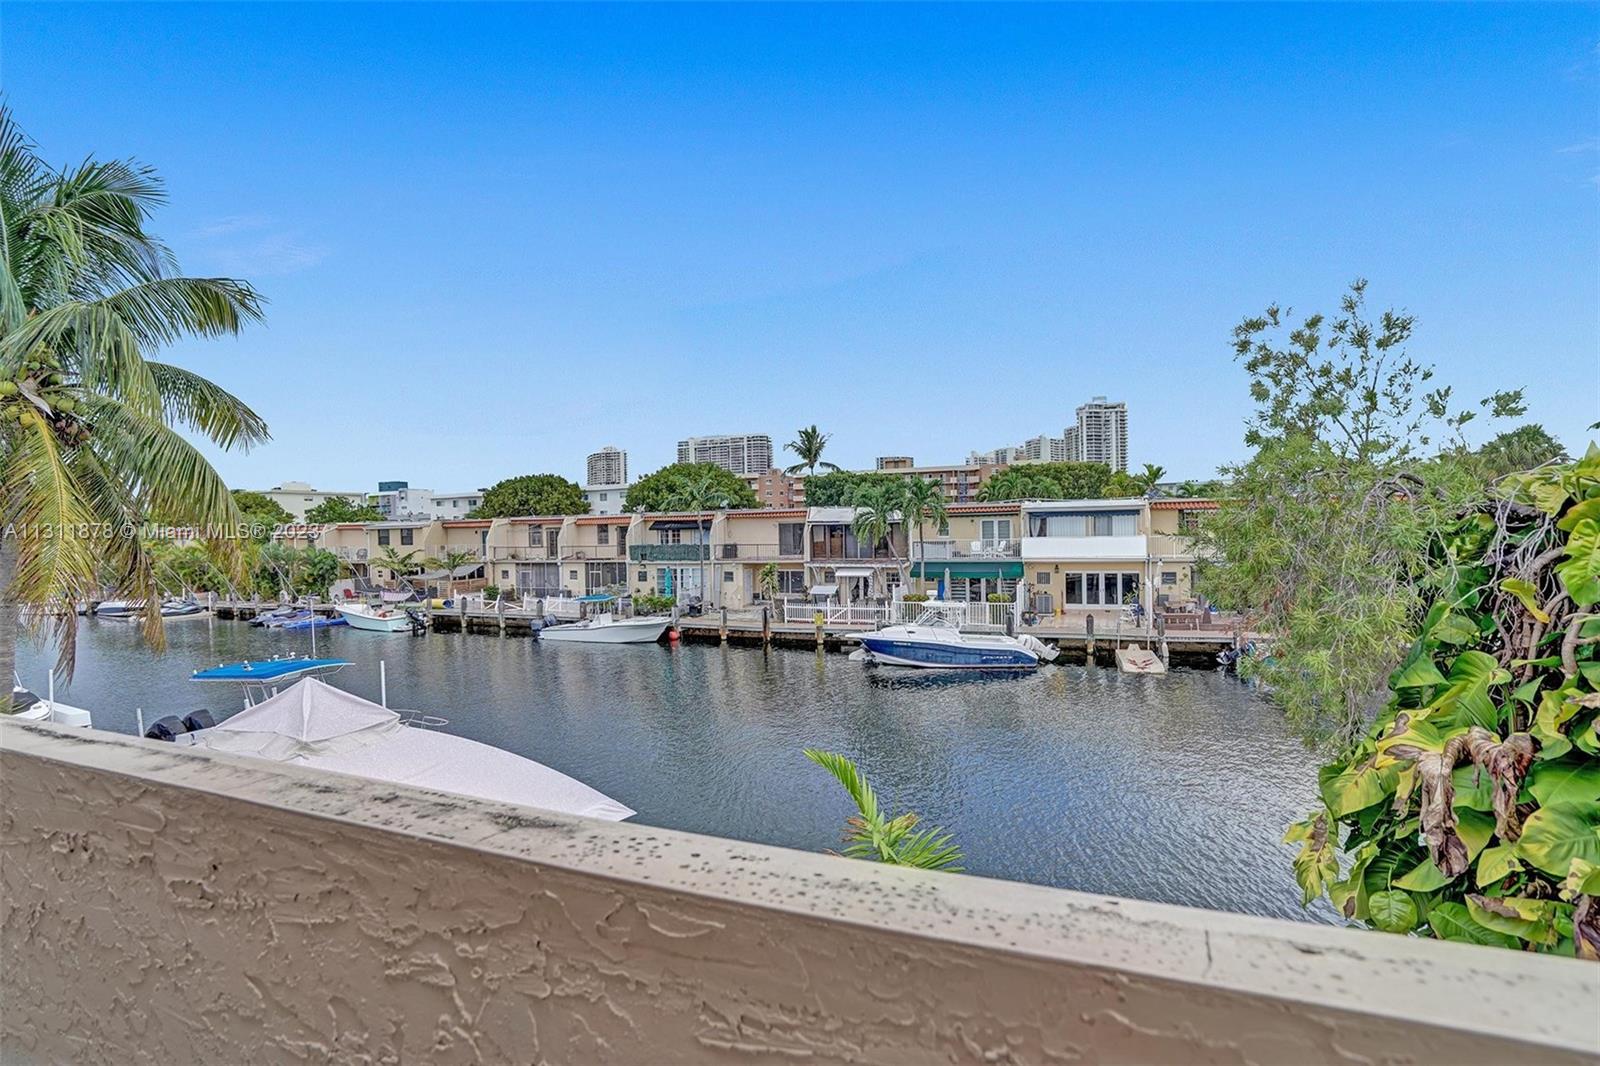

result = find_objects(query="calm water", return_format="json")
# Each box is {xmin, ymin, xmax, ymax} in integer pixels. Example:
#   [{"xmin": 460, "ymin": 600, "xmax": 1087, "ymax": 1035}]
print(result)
[{"xmin": 19, "ymin": 618, "xmax": 1333, "ymax": 923}]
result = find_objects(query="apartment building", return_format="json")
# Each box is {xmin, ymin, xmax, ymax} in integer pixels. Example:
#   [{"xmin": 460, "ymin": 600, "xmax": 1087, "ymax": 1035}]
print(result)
[
  {"xmin": 676, "ymin": 433, "xmax": 773, "ymax": 476},
  {"xmin": 746, "ymin": 468, "xmax": 806, "ymax": 508},
  {"xmin": 429, "ymin": 491, "xmax": 483, "ymax": 520},
  {"xmin": 370, "ymin": 481, "xmax": 434, "ymax": 520},
  {"xmin": 586, "ymin": 445, "xmax": 628, "ymax": 487},
  {"xmin": 257, "ymin": 481, "xmax": 366, "ymax": 521},
  {"xmin": 873, "ymin": 461, "xmax": 999, "ymax": 504},
  {"xmin": 1068, "ymin": 397, "xmax": 1129, "ymax": 471},
  {"xmin": 875, "ymin": 456, "xmax": 915, "ymax": 470}
]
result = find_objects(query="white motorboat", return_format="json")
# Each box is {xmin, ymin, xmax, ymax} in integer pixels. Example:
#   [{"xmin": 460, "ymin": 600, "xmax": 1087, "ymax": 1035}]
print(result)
[
  {"xmin": 856, "ymin": 605, "xmax": 1058, "ymax": 670},
  {"xmin": 539, "ymin": 613, "xmax": 671, "ymax": 644},
  {"xmin": 159, "ymin": 677, "xmax": 635, "ymax": 821},
  {"xmin": 336, "ymin": 603, "xmax": 417, "ymax": 633},
  {"xmin": 10, "ymin": 675, "xmax": 92, "ymax": 728},
  {"xmin": 1116, "ymin": 644, "xmax": 1168, "ymax": 675}
]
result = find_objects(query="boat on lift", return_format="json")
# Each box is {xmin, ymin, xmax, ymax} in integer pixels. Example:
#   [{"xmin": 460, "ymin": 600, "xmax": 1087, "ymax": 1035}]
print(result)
[
  {"xmin": 855, "ymin": 604, "xmax": 1058, "ymax": 670},
  {"xmin": 537, "ymin": 594, "xmax": 670, "ymax": 644},
  {"xmin": 10, "ymin": 672, "xmax": 92, "ymax": 728}
]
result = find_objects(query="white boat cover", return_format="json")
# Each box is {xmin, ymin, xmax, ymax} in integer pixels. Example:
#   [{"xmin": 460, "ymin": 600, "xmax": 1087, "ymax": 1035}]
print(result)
[{"xmin": 185, "ymin": 678, "xmax": 634, "ymax": 821}]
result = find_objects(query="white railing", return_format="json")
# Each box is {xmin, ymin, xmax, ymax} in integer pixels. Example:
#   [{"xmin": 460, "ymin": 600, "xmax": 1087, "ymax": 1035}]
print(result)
[
  {"xmin": 782, "ymin": 603, "xmax": 890, "ymax": 627},
  {"xmin": 891, "ymin": 600, "xmax": 1014, "ymax": 629}
]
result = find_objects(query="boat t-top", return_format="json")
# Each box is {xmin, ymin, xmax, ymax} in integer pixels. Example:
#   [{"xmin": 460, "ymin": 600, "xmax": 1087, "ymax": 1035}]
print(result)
[
  {"xmin": 538, "ymin": 594, "xmax": 671, "ymax": 645},
  {"xmin": 855, "ymin": 603, "xmax": 1058, "ymax": 670},
  {"xmin": 191, "ymin": 656, "xmax": 352, "ymax": 708}
]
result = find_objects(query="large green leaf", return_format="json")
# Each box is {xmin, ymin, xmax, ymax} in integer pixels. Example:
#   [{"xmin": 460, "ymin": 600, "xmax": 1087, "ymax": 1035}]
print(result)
[
  {"xmin": 1395, "ymin": 809, "xmax": 1494, "ymax": 891},
  {"xmin": 1556, "ymin": 495, "xmax": 1600, "ymax": 533},
  {"xmin": 1498, "ymin": 578, "xmax": 1551, "ymax": 623},
  {"xmin": 1516, "ymin": 803, "xmax": 1600, "ymax": 877},
  {"xmin": 1474, "ymin": 843, "xmax": 1522, "ymax": 888},
  {"xmin": 1391, "ymin": 652, "xmax": 1447, "ymax": 690},
  {"xmin": 1318, "ymin": 760, "xmax": 1398, "ymax": 818},
  {"xmin": 1556, "ymin": 517, "xmax": 1600, "ymax": 607},
  {"xmin": 1526, "ymin": 757, "xmax": 1600, "ymax": 807},
  {"xmin": 1531, "ymin": 688, "xmax": 1581, "ymax": 760},
  {"xmin": 1329, "ymin": 842, "xmax": 1376, "ymax": 921},
  {"xmin": 1429, "ymin": 901, "xmax": 1520, "ymax": 949},
  {"xmin": 1467, "ymin": 895, "xmax": 1568, "ymax": 946},
  {"xmin": 1430, "ymin": 612, "xmax": 1481, "ymax": 645},
  {"xmin": 1369, "ymin": 889, "xmax": 1418, "ymax": 934},
  {"xmin": 1451, "ymin": 764, "xmax": 1495, "ymax": 812}
]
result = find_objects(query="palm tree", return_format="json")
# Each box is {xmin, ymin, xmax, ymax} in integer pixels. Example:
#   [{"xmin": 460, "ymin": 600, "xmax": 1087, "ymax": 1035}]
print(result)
[
  {"xmin": 375, "ymin": 547, "xmax": 422, "ymax": 586},
  {"xmin": 900, "ymin": 477, "xmax": 947, "ymax": 592},
  {"xmin": 802, "ymin": 749, "xmax": 963, "ymax": 871},
  {"xmin": 0, "ymin": 107, "xmax": 267, "ymax": 706},
  {"xmin": 666, "ymin": 475, "xmax": 732, "ymax": 608},
  {"xmin": 784, "ymin": 424, "xmax": 840, "ymax": 475},
  {"xmin": 849, "ymin": 481, "xmax": 908, "ymax": 597},
  {"xmin": 1137, "ymin": 463, "xmax": 1167, "ymax": 494},
  {"xmin": 423, "ymin": 547, "xmax": 479, "ymax": 592}
]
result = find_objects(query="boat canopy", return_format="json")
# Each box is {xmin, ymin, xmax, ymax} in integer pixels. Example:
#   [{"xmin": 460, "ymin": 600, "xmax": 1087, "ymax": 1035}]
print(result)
[
  {"xmin": 649, "ymin": 518, "xmax": 711, "ymax": 531},
  {"xmin": 182, "ymin": 679, "xmax": 635, "ymax": 821},
  {"xmin": 191, "ymin": 658, "xmax": 351, "ymax": 683},
  {"xmin": 576, "ymin": 593, "xmax": 616, "ymax": 603}
]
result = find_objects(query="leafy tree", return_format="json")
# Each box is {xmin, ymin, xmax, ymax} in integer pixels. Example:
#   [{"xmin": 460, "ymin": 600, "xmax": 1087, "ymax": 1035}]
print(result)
[
  {"xmin": 1287, "ymin": 452, "xmax": 1600, "ymax": 957},
  {"xmin": 901, "ymin": 477, "xmax": 947, "ymax": 586},
  {"xmin": 1473, "ymin": 424, "xmax": 1568, "ymax": 479},
  {"xmin": 469, "ymin": 474, "xmax": 587, "ymax": 518},
  {"xmin": 784, "ymin": 424, "xmax": 840, "ymax": 475},
  {"xmin": 1192, "ymin": 279, "xmax": 1524, "ymax": 745},
  {"xmin": 296, "ymin": 548, "xmax": 341, "ymax": 599},
  {"xmin": 976, "ymin": 461, "xmax": 1124, "ymax": 501},
  {"xmin": 253, "ymin": 542, "xmax": 303, "ymax": 599},
  {"xmin": 304, "ymin": 496, "xmax": 383, "ymax": 524},
  {"xmin": 623, "ymin": 463, "xmax": 757, "ymax": 512},
  {"xmin": 423, "ymin": 547, "xmax": 479, "ymax": 575},
  {"xmin": 231, "ymin": 490, "xmax": 294, "ymax": 539},
  {"xmin": 801, "ymin": 470, "xmax": 903, "ymax": 507},
  {"xmin": 758, "ymin": 561, "xmax": 781, "ymax": 604},
  {"xmin": 1171, "ymin": 478, "xmax": 1227, "ymax": 498},
  {"xmin": 0, "ymin": 106, "xmax": 267, "ymax": 703},
  {"xmin": 149, "ymin": 541, "xmax": 229, "ymax": 596},
  {"xmin": 803, "ymin": 749, "xmax": 963, "ymax": 871}
]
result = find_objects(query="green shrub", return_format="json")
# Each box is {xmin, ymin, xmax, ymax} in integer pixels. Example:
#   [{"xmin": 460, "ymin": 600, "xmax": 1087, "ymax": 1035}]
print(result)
[
  {"xmin": 482, "ymin": 585, "xmax": 501, "ymax": 602},
  {"xmin": 902, "ymin": 592, "xmax": 929, "ymax": 603},
  {"xmin": 633, "ymin": 593, "xmax": 675, "ymax": 616},
  {"xmin": 986, "ymin": 593, "xmax": 1013, "ymax": 603}
]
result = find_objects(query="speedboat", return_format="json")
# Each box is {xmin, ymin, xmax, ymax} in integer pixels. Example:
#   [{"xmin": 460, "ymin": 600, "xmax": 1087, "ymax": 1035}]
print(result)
[
  {"xmin": 539, "ymin": 612, "xmax": 671, "ymax": 644},
  {"xmin": 537, "ymin": 594, "xmax": 671, "ymax": 645},
  {"xmin": 336, "ymin": 603, "xmax": 418, "ymax": 633},
  {"xmin": 278, "ymin": 614, "xmax": 347, "ymax": 631},
  {"xmin": 92, "ymin": 599, "xmax": 138, "ymax": 618},
  {"xmin": 855, "ymin": 606, "xmax": 1058, "ymax": 670},
  {"xmin": 1116, "ymin": 644, "xmax": 1167, "ymax": 674},
  {"xmin": 260, "ymin": 608, "xmax": 313, "ymax": 628},
  {"xmin": 10, "ymin": 676, "xmax": 92, "ymax": 728},
  {"xmin": 148, "ymin": 675, "xmax": 635, "ymax": 821},
  {"xmin": 190, "ymin": 655, "xmax": 353, "ymax": 708}
]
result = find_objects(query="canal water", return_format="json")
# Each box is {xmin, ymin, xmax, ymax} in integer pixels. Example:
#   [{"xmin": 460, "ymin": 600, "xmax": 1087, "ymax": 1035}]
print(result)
[{"xmin": 19, "ymin": 618, "xmax": 1333, "ymax": 923}]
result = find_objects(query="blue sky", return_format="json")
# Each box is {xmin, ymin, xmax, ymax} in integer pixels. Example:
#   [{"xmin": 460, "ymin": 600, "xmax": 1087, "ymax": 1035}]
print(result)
[{"xmin": 5, "ymin": 3, "xmax": 1596, "ymax": 491}]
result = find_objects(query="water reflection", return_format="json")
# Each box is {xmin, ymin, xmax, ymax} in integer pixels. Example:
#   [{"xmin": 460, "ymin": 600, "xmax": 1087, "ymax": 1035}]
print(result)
[{"xmin": 17, "ymin": 618, "xmax": 1333, "ymax": 923}]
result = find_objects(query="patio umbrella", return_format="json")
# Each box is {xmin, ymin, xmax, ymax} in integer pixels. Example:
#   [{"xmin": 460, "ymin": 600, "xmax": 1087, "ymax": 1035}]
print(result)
[{"xmin": 181, "ymin": 678, "xmax": 634, "ymax": 821}]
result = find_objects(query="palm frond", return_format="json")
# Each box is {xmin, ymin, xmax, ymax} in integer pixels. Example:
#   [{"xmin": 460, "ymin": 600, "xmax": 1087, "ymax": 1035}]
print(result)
[
  {"xmin": 147, "ymin": 361, "xmax": 270, "ymax": 450},
  {"xmin": 804, "ymin": 748, "xmax": 963, "ymax": 870}
]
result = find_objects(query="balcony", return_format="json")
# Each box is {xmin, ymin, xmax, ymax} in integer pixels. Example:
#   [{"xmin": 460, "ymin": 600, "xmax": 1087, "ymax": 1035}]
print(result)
[
  {"xmin": 629, "ymin": 543, "xmax": 710, "ymax": 563},
  {"xmin": 1021, "ymin": 534, "xmax": 1148, "ymax": 561},
  {"xmin": 717, "ymin": 542, "xmax": 805, "ymax": 561},
  {"xmin": 2, "ymin": 719, "xmax": 1589, "ymax": 1064},
  {"xmin": 560, "ymin": 543, "xmax": 624, "ymax": 560},
  {"xmin": 912, "ymin": 538, "xmax": 1021, "ymax": 561},
  {"xmin": 486, "ymin": 545, "xmax": 556, "ymax": 562}
]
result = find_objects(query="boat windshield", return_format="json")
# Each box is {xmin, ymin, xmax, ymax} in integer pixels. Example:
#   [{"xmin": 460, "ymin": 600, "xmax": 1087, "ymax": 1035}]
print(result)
[{"xmin": 912, "ymin": 604, "xmax": 966, "ymax": 629}]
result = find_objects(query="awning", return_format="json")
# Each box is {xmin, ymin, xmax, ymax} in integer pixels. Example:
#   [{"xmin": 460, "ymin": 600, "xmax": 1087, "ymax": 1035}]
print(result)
[
  {"xmin": 834, "ymin": 566, "xmax": 875, "ymax": 578},
  {"xmin": 915, "ymin": 561, "xmax": 1024, "ymax": 580},
  {"xmin": 650, "ymin": 519, "xmax": 711, "ymax": 531},
  {"xmin": 809, "ymin": 584, "xmax": 838, "ymax": 596}
]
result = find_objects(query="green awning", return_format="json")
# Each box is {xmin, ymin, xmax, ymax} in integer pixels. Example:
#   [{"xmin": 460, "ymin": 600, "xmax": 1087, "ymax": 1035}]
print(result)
[{"xmin": 914, "ymin": 561, "xmax": 1023, "ymax": 580}]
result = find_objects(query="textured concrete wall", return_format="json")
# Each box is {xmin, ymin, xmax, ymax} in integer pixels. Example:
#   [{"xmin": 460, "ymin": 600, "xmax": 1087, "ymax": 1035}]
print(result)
[{"xmin": 3, "ymin": 719, "xmax": 1597, "ymax": 1066}]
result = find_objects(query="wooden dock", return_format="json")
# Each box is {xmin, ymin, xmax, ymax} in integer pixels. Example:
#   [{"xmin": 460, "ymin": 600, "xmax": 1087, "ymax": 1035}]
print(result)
[{"xmin": 202, "ymin": 599, "xmax": 1248, "ymax": 667}]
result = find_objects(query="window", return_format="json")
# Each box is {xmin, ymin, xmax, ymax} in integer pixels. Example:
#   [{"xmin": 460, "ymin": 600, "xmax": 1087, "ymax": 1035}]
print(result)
[
  {"xmin": 1161, "ymin": 571, "xmax": 1178, "ymax": 586},
  {"xmin": 1035, "ymin": 571, "xmax": 1051, "ymax": 585},
  {"xmin": 378, "ymin": 529, "xmax": 390, "ymax": 546},
  {"xmin": 638, "ymin": 569, "xmax": 648, "ymax": 582},
  {"xmin": 527, "ymin": 527, "xmax": 540, "ymax": 548},
  {"xmin": 778, "ymin": 523, "xmax": 805, "ymax": 556},
  {"xmin": 500, "ymin": 569, "xmax": 510, "ymax": 580},
  {"xmin": 599, "ymin": 492, "xmax": 608, "ymax": 502},
  {"xmin": 980, "ymin": 518, "xmax": 1013, "ymax": 543},
  {"xmin": 1085, "ymin": 573, "xmax": 1101, "ymax": 605},
  {"xmin": 1064, "ymin": 573, "xmax": 1083, "ymax": 604},
  {"xmin": 400, "ymin": 528, "xmax": 413, "ymax": 546},
  {"xmin": 569, "ymin": 570, "xmax": 578, "ymax": 580},
  {"xmin": 724, "ymin": 571, "xmax": 734, "ymax": 583},
  {"xmin": 546, "ymin": 529, "xmax": 559, "ymax": 553},
  {"xmin": 597, "ymin": 525, "xmax": 610, "ymax": 545},
  {"xmin": 659, "ymin": 529, "xmax": 682, "ymax": 545},
  {"xmin": 1031, "ymin": 511, "xmax": 1138, "ymax": 537}
]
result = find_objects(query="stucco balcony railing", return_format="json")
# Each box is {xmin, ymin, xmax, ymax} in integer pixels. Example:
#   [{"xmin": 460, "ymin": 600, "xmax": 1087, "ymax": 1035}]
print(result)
[
  {"xmin": 2, "ymin": 719, "xmax": 1593, "ymax": 1064},
  {"xmin": 717, "ymin": 542, "xmax": 805, "ymax": 561},
  {"xmin": 560, "ymin": 543, "xmax": 625, "ymax": 560},
  {"xmin": 629, "ymin": 543, "xmax": 710, "ymax": 563}
]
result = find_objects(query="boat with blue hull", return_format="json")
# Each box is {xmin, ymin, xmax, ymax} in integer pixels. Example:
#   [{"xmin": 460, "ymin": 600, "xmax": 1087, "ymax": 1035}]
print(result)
[{"xmin": 855, "ymin": 605, "xmax": 1057, "ymax": 670}]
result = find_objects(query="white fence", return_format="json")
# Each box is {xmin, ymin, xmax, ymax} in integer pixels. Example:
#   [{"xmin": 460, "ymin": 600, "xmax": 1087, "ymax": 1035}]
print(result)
[{"xmin": 782, "ymin": 600, "xmax": 1018, "ymax": 630}]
